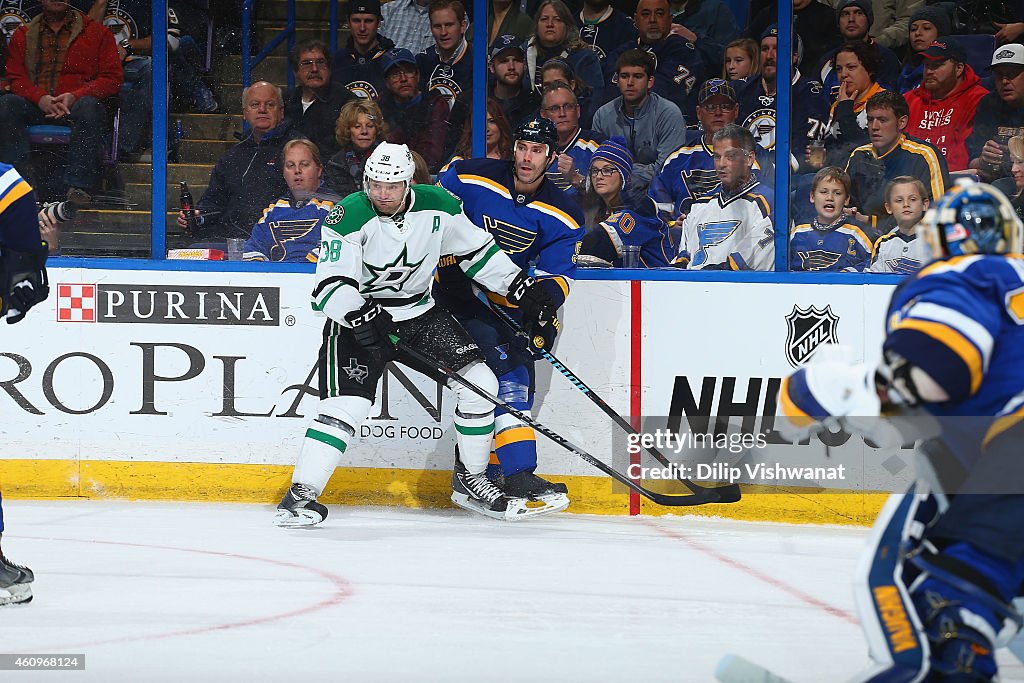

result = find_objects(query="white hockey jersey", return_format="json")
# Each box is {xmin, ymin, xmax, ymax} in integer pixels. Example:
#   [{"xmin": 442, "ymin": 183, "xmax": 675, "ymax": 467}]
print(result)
[
  {"xmin": 867, "ymin": 227, "xmax": 931, "ymax": 274},
  {"xmin": 311, "ymin": 185, "xmax": 521, "ymax": 324},
  {"xmin": 674, "ymin": 178, "xmax": 776, "ymax": 271}
]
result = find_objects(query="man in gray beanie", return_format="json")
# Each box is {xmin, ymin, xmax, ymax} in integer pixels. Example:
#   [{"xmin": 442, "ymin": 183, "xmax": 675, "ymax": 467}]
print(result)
[{"xmin": 818, "ymin": 0, "xmax": 901, "ymax": 98}]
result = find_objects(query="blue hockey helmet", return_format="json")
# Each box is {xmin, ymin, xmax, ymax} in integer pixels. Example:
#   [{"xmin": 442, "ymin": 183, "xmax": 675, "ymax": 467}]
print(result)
[
  {"xmin": 513, "ymin": 115, "xmax": 558, "ymax": 156},
  {"xmin": 922, "ymin": 181, "xmax": 1023, "ymax": 258}
]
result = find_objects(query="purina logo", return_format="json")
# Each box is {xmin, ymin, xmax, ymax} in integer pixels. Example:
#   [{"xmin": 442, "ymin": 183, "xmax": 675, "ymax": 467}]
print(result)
[
  {"xmin": 784, "ymin": 304, "xmax": 839, "ymax": 367},
  {"xmin": 56, "ymin": 283, "xmax": 280, "ymax": 326}
]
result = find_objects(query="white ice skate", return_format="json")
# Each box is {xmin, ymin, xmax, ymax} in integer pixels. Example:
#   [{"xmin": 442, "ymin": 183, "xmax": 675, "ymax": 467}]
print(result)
[
  {"xmin": 451, "ymin": 457, "xmax": 565, "ymax": 520},
  {"xmin": 273, "ymin": 483, "xmax": 329, "ymax": 528}
]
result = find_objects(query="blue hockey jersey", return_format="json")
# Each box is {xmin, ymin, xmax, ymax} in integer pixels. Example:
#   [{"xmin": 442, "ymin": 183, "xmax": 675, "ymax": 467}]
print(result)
[
  {"xmin": 243, "ymin": 195, "xmax": 334, "ymax": 263},
  {"xmin": 582, "ymin": 203, "xmax": 673, "ymax": 267},
  {"xmin": 737, "ymin": 71, "xmax": 828, "ymax": 153},
  {"xmin": 436, "ymin": 158, "xmax": 584, "ymax": 309},
  {"xmin": 789, "ymin": 218, "xmax": 873, "ymax": 271},
  {"xmin": 416, "ymin": 41, "xmax": 473, "ymax": 107},
  {"xmin": 0, "ymin": 163, "xmax": 41, "ymax": 253},
  {"xmin": 604, "ymin": 36, "xmax": 706, "ymax": 122},
  {"xmin": 576, "ymin": 7, "xmax": 638, "ymax": 63},
  {"xmin": 332, "ymin": 36, "xmax": 395, "ymax": 100},
  {"xmin": 546, "ymin": 127, "xmax": 606, "ymax": 194}
]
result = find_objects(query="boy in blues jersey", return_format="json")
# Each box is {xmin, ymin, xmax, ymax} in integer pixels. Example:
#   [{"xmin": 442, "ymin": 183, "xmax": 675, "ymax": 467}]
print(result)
[
  {"xmin": 789, "ymin": 166, "xmax": 872, "ymax": 271},
  {"xmin": 0, "ymin": 162, "xmax": 48, "ymax": 605},
  {"xmin": 436, "ymin": 116, "xmax": 584, "ymax": 508},
  {"xmin": 778, "ymin": 182, "xmax": 1024, "ymax": 682}
]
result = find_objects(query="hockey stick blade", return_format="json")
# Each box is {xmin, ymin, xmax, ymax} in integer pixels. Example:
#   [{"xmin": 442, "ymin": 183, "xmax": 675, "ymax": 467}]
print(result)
[
  {"xmin": 396, "ymin": 341, "xmax": 723, "ymax": 507},
  {"xmin": 715, "ymin": 655, "xmax": 794, "ymax": 683},
  {"xmin": 483, "ymin": 301, "xmax": 742, "ymax": 504}
]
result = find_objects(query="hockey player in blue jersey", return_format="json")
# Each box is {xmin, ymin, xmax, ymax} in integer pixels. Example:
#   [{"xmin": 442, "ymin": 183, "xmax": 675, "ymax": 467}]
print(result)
[
  {"xmin": 789, "ymin": 166, "xmax": 872, "ymax": 271},
  {"xmin": 0, "ymin": 162, "xmax": 49, "ymax": 606},
  {"xmin": 436, "ymin": 116, "xmax": 584, "ymax": 510},
  {"xmin": 778, "ymin": 181, "xmax": 1024, "ymax": 681}
]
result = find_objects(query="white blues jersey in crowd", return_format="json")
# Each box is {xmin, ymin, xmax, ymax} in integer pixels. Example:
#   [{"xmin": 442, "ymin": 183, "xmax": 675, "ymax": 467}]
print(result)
[
  {"xmin": 868, "ymin": 227, "xmax": 931, "ymax": 274},
  {"xmin": 311, "ymin": 184, "xmax": 520, "ymax": 324},
  {"xmin": 674, "ymin": 178, "xmax": 775, "ymax": 270}
]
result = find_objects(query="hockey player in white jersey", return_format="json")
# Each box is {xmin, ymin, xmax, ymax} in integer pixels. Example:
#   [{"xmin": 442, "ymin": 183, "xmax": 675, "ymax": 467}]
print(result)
[
  {"xmin": 673, "ymin": 124, "xmax": 776, "ymax": 270},
  {"xmin": 274, "ymin": 142, "xmax": 560, "ymax": 524}
]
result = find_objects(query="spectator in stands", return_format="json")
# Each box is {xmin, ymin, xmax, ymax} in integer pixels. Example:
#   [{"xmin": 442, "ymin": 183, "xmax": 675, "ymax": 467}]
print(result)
[
  {"xmin": 378, "ymin": 47, "xmax": 460, "ymax": 172},
  {"xmin": 818, "ymin": 0, "xmax": 924, "ymax": 53},
  {"xmin": 332, "ymin": 0, "xmax": 394, "ymax": 101},
  {"xmin": 739, "ymin": 25, "xmax": 828, "ymax": 163},
  {"xmin": 448, "ymin": 97, "xmax": 514, "ymax": 164},
  {"xmin": 177, "ymin": 81, "xmax": 299, "ymax": 242},
  {"xmin": 604, "ymin": 0, "xmax": 705, "ymax": 122},
  {"xmin": 526, "ymin": 0, "xmax": 603, "ymax": 99},
  {"xmin": 243, "ymin": 139, "xmax": 334, "ymax": 263},
  {"xmin": 748, "ymin": 0, "xmax": 840, "ymax": 74},
  {"xmin": 816, "ymin": 41, "xmax": 885, "ymax": 168},
  {"xmin": 999, "ymin": 135, "xmax": 1024, "ymax": 222},
  {"xmin": 789, "ymin": 166, "xmax": 871, "ymax": 271},
  {"xmin": 284, "ymin": 39, "xmax": 355, "ymax": 161},
  {"xmin": 897, "ymin": 5, "xmax": 951, "ymax": 93},
  {"xmin": 576, "ymin": 0, "xmax": 637, "ymax": 64},
  {"xmin": 967, "ymin": 44, "xmax": 1024, "ymax": 183},
  {"xmin": 381, "ymin": 0, "xmax": 434, "ymax": 56},
  {"xmin": 844, "ymin": 90, "xmax": 947, "ymax": 229},
  {"xmin": 667, "ymin": 0, "xmax": 738, "ymax": 78},
  {"xmin": 904, "ymin": 38, "xmax": 989, "ymax": 173},
  {"xmin": 417, "ymin": 0, "xmax": 472, "ymax": 108},
  {"xmin": 539, "ymin": 82, "xmax": 605, "ymax": 193},
  {"xmin": 651, "ymin": 78, "xmax": 771, "ymax": 221},
  {"xmin": 580, "ymin": 136, "xmax": 671, "ymax": 266},
  {"xmin": 488, "ymin": 35, "xmax": 538, "ymax": 129},
  {"xmin": 540, "ymin": 58, "xmax": 597, "ymax": 128},
  {"xmin": 819, "ymin": 0, "xmax": 901, "ymax": 97},
  {"xmin": 0, "ymin": 0, "xmax": 120, "ymax": 204},
  {"xmin": 593, "ymin": 49, "xmax": 686, "ymax": 196},
  {"xmin": 674, "ymin": 124, "xmax": 775, "ymax": 270},
  {"xmin": 324, "ymin": 98, "xmax": 388, "ymax": 197},
  {"xmin": 723, "ymin": 38, "xmax": 760, "ymax": 84},
  {"xmin": 866, "ymin": 175, "xmax": 931, "ymax": 273},
  {"xmin": 486, "ymin": 0, "xmax": 534, "ymax": 45}
]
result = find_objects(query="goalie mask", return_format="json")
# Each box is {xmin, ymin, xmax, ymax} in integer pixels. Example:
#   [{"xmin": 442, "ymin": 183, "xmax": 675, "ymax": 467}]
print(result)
[
  {"xmin": 921, "ymin": 181, "xmax": 1023, "ymax": 258},
  {"xmin": 363, "ymin": 142, "xmax": 416, "ymax": 215}
]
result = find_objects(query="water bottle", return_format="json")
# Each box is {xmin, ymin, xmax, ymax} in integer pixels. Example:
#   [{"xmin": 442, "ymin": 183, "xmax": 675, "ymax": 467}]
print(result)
[
  {"xmin": 169, "ymin": 119, "xmax": 184, "ymax": 163},
  {"xmin": 179, "ymin": 181, "xmax": 198, "ymax": 235}
]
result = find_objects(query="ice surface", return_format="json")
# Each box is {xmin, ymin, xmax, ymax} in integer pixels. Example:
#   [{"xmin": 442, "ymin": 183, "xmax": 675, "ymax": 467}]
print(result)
[{"xmin": 2, "ymin": 501, "xmax": 1022, "ymax": 682}]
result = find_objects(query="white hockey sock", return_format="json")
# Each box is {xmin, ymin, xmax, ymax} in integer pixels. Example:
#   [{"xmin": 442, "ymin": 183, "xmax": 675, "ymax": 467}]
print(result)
[
  {"xmin": 450, "ymin": 361, "xmax": 498, "ymax": 475},
  {"xmin": 293, "ymin": 423, "xmax": 348, "ymax": 495}
]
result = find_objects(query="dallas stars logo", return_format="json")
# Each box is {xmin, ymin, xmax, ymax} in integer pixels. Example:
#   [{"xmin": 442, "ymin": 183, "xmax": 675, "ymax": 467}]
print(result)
[
  {"xmin": 342, "ymin": 358, "xmax": 369, "ymax": 384},
  {"xmin": 362, "ymin": 245, "xmax": 426, "ymax": 293}
]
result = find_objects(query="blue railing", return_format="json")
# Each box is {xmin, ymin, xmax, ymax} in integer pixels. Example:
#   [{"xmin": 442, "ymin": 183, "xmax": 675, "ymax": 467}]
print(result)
[{"xmin": 122, "ymin": 0, "xmax": 888, "ymax": 284}]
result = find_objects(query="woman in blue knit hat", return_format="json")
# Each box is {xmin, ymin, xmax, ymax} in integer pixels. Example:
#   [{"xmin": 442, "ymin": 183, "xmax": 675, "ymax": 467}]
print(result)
[{"xmin": 579, "ymin": 136, "xmax": 673, "ymax": 267}]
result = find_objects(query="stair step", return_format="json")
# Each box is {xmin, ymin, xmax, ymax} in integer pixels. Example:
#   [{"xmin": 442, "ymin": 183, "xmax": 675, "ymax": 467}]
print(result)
[
  {"xmin": 119, "ymin": 163, "xmax": 214, "ymax": 185},
  {"xmin": 256, "ymin": 24, "xmax": 335, "ymax": 47},
  {"xmin": 122, "ymin": 183, "xmax": 210, "ymax": 210},
  {"xmin": 211, "ymin": 55, "xmax": 291, "ymax": 86},
  {"xmin": 261, "ymin": 0, "xmax": 335, "ymax": 23},
  {"xmin": 178, "ymin": 139, "xmax": 239, "ymax": 163},
  {"xmin": 168, "ymin": 113, "xmax": 244, "ymax": 141}
]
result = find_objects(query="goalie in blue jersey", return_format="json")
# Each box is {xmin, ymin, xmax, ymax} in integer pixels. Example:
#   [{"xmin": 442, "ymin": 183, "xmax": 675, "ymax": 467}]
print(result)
[
  {"xmin": 779, "ymin": 181, "xmax": 1024, "ymax": 682},
  {"xmin": 0, "ymin": 162, "xmax": 49, "ymax": 606}
]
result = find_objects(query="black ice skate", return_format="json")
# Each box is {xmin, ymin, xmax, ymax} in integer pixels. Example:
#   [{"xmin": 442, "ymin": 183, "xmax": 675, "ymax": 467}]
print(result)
[
  {"xmin": 499, "ymin": 471, "xmax": 570, "ymax": 512},
  {"xmin": 0, "ymin": 547, "xmax": 33, "ymax": 606},
  {"xmin": 273, "ymin": 483, "xmax": 329, "ymax": 527},
  {"xmin": 451, "ymin": 457, "xmax": 561, "ymax": 520}
]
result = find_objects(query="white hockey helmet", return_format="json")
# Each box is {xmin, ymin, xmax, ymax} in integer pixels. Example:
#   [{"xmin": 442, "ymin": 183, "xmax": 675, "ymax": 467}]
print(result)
[{"xmin": 363, "ymin": 142, "xmax": 416, "ymax": 191}]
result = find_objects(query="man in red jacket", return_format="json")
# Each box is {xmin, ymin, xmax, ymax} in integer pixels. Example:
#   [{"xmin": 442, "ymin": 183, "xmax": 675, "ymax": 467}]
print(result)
[
  {"xmin": 0, "ymin": 0, "xmax": 121, "ymax": 203},
  {"xmin": 904, "ymin": 38, "xmax": 990, "ymax": 172}
]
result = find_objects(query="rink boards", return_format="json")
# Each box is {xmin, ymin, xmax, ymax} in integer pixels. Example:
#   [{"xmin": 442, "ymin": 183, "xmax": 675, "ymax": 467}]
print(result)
[{"xmin": 0, "ymin": 268, "xmax": 900, "ymax": 524}]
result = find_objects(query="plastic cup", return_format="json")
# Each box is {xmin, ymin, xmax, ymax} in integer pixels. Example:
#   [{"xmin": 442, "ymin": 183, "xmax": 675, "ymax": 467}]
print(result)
[
  {"xmin": 808, "ymin": 139, "xmax": 826, "ymax": 168},
  {"xmin": 621, "ymin": 244, "xmax": 641, "ymax": 268},
  {"xmin": 226, "ymin": 238, "xmax": 245, "ymax": 261}
]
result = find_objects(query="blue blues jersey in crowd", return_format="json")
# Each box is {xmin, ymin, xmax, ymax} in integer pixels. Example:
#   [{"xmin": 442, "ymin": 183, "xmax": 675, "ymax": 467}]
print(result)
[
  {"xmin": 737, "ymin": 71, "xmax": 828, "ymax": 152},
  {"xmin": 436, "ymin": 158, "xmax": 584, "ymax": 309},
  {"xmin": 332, "ymin": 36, "xmax": 395, "ymax": 101},
  {"xmin": 243, "ymin": 195, "xmax": 333, "ymax": 263},
  {"xmin": 582, "ymin": 203, "xmax": 672, "ymax": 267},
  {"xmin": 884, "ymin": 255, "xmax": 1024, "ymax": 459},
  {"xmin": 789, "ymin": 218, "xmax": 873, "ymax": 271},
  {"xmin": 416, "ymin": 41, "xmax": 473, "ymax": 107},
  {"xmin": 546, "ymin": 127, "xmax": 605, "ymax": 194},
  {"xmin": 648, "ymin": 130, "xmax": 769, "ymax": 219},
  {"xmin": 604, "ymin": 36, "xmax": 706, "ymax": 121},
  {"xmin": 576, "ymin": 7, "xmax": 638, "ymax": 63}
]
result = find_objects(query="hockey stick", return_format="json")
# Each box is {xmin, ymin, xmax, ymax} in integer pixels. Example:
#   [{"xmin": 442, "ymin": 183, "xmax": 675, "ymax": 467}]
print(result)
[
  {"xmin": 396, "ymin": 340, "xmax": 723, "ymax": 506},
  {"xmin": 484, "ymin": 302, "xmax": 742, "ymax": 504}
]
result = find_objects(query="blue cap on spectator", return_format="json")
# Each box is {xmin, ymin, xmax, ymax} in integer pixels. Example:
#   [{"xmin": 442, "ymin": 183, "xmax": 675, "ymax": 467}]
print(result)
[
  {"xmin": 760, "ymin": 23, "xmax": 803, "ymax": 61},
  {"xmin": 698, "ymin": 78, "xmax": 737, "ymax": 104},
  {"xmin": 490, "ymin": 34, "xmax": 525, "ymax": 60},
  {"xmin": 348, "ymin": 0, "xmax": 382, "ymax": 17},
  {"xmin": 382, "ymin": 48, "xmax": 417, "ymax": 75},
  {"xmin": 590, "ymin": 137, "xmax": 633, "ymax": 187},
  {"xmin": 921, "ymin": 38, "xmax": 966, "ymax": 63},
  {"xmin": 761, "ymin": 24, "xmax": 778, "ymax": 41}
]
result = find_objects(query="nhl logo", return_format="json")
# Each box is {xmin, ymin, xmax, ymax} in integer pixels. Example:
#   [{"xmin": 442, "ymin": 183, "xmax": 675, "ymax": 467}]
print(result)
[{"xmin": 784, "ymin": 305, "xmax": 839, "ymax": 367}]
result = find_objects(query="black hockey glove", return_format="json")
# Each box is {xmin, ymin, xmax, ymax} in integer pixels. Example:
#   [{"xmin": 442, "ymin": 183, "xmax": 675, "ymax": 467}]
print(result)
[
  {"xmin": 0, "ymin": 243, "xmax": 49, "ymax": 324},
  {"xmin": 344, "ymin": 300, "xmax": 398, "ymax": 357},
  {"xmin": 506, "ymin": 271, "xmax": 559, "ymax": 350}
]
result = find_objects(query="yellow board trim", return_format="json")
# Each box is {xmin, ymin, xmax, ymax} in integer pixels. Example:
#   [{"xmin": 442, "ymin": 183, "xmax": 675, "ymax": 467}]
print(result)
[{"xmin": 0, "ymin": 459, "xmax": 887, "ymax": 525}]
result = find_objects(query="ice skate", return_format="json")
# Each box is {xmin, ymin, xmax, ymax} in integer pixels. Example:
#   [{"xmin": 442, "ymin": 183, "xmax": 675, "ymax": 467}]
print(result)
[
  {"xmin": 451, "ymin": 457, "xmax": 560, "ymax": 520},
  {"xmin": 499, "ymin": 470, "xmax": 571, "ymax": 513},
  {"xmin": 273, "ymin": 483, "xmax": 329, "ymax": 528},
  {"xmin": 0, "ymin": 548, "xmax": 33, "ymax": 606}
]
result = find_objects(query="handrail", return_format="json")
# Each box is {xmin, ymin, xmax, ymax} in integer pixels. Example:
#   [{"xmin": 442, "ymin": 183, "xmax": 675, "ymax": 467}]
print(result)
[{"xmin": 242, "ymin": 0, "xmax": 297, "ymax": 90}]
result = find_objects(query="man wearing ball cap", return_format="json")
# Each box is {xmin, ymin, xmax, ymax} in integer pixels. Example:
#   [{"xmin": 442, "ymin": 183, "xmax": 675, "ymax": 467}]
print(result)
[{"xmin": 967, "ymin": 43, "xmax": 1024, "ymax": 182}]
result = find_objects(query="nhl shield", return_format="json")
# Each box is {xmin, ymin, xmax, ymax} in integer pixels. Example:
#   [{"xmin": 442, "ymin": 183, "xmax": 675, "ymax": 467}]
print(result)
[{"xmin": 784, "ymin": 305, "xmax": 839, "ymax": 367}]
